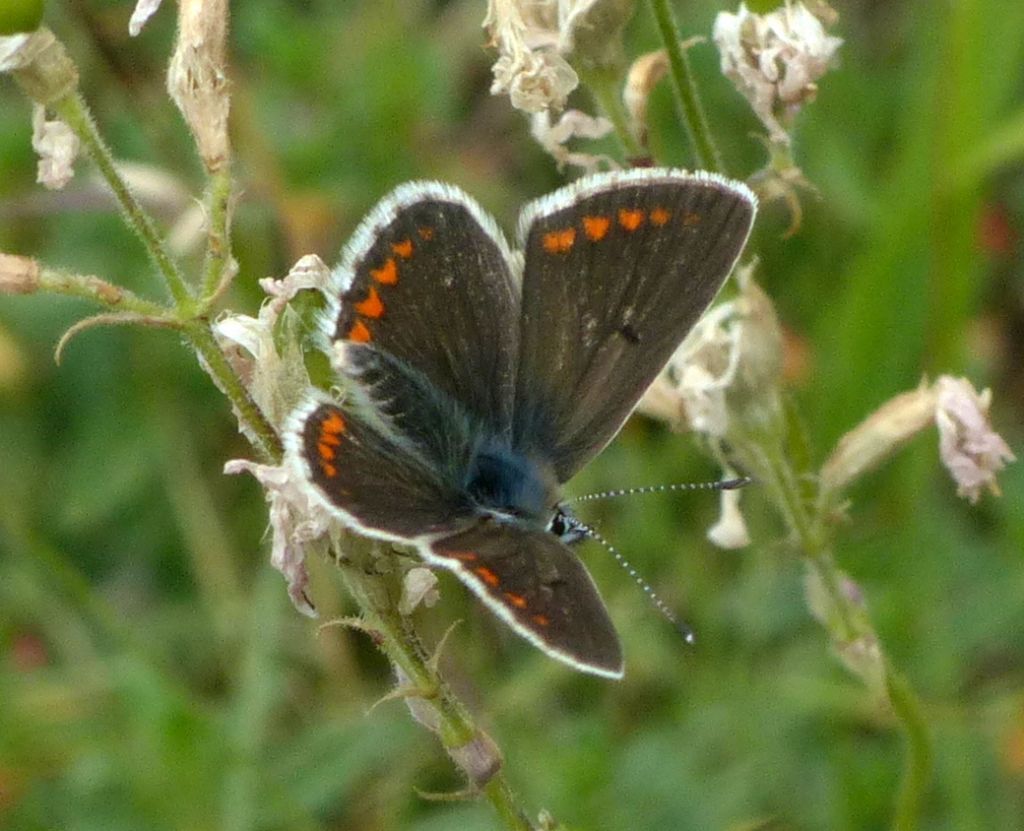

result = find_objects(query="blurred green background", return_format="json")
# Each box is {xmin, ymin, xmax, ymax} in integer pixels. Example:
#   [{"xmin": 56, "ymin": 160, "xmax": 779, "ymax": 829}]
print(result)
[{"xmin": 1, "ymin": 1, "xmax": 1022, "ymax": 829}]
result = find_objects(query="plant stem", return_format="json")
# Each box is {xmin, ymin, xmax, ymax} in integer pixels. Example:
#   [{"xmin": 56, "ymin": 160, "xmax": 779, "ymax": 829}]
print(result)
[
  {"xmin": 336, "ymin": 542, "xmax": 536, "ymax": 831},
  {"xmin": 732, "ymin": 409, "xmax": 931, "ymax": 830},
  {"xmin": 647, "ymin": 0, "xmax": 723, "ymax": 172},
  {"xmin": 580, "ymin": 64, "xmax": 645, "ymax": 160},
  {"xmin": 186, "ymin": 323, "xmax": 283, "ymax": 463},
  {"xmin": 887, "ymin": 666, "xmax": 933, "ymax": 831},
  {"xmin": 37, "ymin": 265, "xmax": 169, "ymax": 317},
  {"xmin": 51, "ymin": 91, "xmax": 195, "ymax": 310},
  {"xmin": 201, "ymin": 166, "xmax": 234, "ymax": 300}
]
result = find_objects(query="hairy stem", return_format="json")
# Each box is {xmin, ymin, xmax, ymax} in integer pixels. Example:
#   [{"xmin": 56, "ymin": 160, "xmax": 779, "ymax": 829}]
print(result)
[
  {"xmin": 50, "ymin": 92, "xmax": 195, "ymax": 310},
  {"xmin": 201, "ymin": 166, "xmax": 235, "ymax": 301},
  {"xmin": 337, "ymin": 542, "xmax": 536, "ymax": 831},
  {"xmin": 186, "ymin": 323, "xmax": 283, "ymax": 463},
  {"xmin": 647, "ymin": 0, "xmax": 722, "ymax": 172},
  {"xmin": 37, "ymin": 265, "xmax": 169, "ymax": 316}
]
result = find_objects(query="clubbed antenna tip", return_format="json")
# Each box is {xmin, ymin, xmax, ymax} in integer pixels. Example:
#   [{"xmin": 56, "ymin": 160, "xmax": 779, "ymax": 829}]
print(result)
[{"xmin": 573, "ymin": 518, "xmax": 696, "ymax": 647}]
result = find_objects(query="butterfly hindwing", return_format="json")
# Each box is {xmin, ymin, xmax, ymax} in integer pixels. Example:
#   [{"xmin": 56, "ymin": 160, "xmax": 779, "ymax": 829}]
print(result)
[
  {"xmin": 425, "ymin": 520, "xmax": 624, "ymax": 678},
  {"xmin": 288, "ymin": 341, "xmax": 489, "ymax": 541},
  {"xmin": 513, "ymin": 170, "xmax": 756, "ymax": 481}
]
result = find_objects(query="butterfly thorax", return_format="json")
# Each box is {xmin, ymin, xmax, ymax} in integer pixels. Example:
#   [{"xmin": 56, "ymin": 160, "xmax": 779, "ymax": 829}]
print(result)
[{"xmin": 463, "ymin": 444, "xmax": 559, "ymax": 528}]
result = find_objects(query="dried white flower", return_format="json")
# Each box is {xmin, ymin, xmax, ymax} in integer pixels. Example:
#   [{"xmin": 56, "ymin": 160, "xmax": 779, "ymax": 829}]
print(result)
[
  {"xmin": 636, "ymin": 300, "xmax": 741, "ymax": 436},
  {"xmin": 530, "ymin": 109, "xmax": 616, "ymax": 172},
  {"xmin": 638, "ymin": 264, "xmax": 779, "ymax": 438},
  {"xmin": 258, "ymin": 254, "xmax": 331, "ymax": 319},
  {"xmin": 213, "ymin": 255, "xmax": 325, "ymax": 431},
  {"xmin": 484, "ymin": 0, "xmax": 636, "ymax": 113},
  {"xmin": 129, "ymin": 0, "xmax": 165, "ymax": 36},
  {"xmin": 935, "ymin": 375, "xmax": 1016, "ymax": 504},
  {"xmin": 31, "ymin": 104, "xmax": 79, "ymax": 190},
  {"xmin": 713, "ymin": 2, "xmax": 842, "ymax": 143},
  {"xmin": 398, "ymin": 567, "xmax": 440, "ymax": 616},
  {"xmin": 224, "ymin": 459, "xmax": 329, "ymax": 618},
  {"xmin": 707, "ymin": 486, "xmax": 750, "ymax": 549},
  {"xmin": 490, "ymin": 42, "xmax": 577, "ymax": 114}
]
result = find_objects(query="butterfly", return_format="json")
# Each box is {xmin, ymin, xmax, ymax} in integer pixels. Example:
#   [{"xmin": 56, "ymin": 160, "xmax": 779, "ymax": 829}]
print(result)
[{"xmin": 285, "ymin": 169, "xmax": 756, "ymax": 678}]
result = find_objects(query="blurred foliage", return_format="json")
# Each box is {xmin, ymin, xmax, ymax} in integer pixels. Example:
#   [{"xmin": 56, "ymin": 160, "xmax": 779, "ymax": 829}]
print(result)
[{"xmin": 1, "ymin": 1, "xmax": 1023, "ymax": 829}]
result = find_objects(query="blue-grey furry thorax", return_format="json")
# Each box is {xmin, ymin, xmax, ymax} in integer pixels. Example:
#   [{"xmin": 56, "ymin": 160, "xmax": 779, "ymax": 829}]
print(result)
[{"xmin": 463, "ymin": 444, "xmax": 557, "ymax": 525}]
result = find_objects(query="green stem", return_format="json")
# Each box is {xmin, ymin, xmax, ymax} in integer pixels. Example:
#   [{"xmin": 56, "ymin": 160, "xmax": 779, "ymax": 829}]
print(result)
[
  {"xmin": 51, "ymin": 92, "xmax": 195, "ymax": 310},
  {"xmin": 647, "ymin": 0, "xmax": 722, "ymax": 172},
  {"xmin": 37, "ymin": 265, "xmax": 169, "ymax": 317},
  {"xmin": 187, "ymin": 323, "xmax": 283, "ymax": 463},
  {"xmin": 887, "ymin": 666, "xmax": 933, "ymax": 831},
  {"xmin": 201, "ymin": 167, "xmax": 234, "ymax": 301},
  {"xmin": 337, "ymin": 543, "xmax": 535, "ymax": 831},
  {"xmin": 580, "ymin": 64, "xmax": 645, "ymax": 160},
  {"xmin": 731, "ymin": 406, "xmax": 931, "ymax": 829}
]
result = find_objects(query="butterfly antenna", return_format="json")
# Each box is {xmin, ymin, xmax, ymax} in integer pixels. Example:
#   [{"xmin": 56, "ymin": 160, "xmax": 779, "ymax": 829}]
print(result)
[
  {"xmin": 575, "ymin": 519, "xmax": 696, "ymax": 645},
  {"xmin": 568, "ymin": 476, "xmax": 751, "ymax": 504}
]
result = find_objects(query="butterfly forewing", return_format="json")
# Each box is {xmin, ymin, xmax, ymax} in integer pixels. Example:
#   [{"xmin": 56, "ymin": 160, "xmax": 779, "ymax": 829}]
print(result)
[
  {"xmin": 324, "ymin": 183, "xmax": 520, "ymax": 433},
  {"xmin": 513, "ymin": 171, "xmax": 756, "ymax": 482}
]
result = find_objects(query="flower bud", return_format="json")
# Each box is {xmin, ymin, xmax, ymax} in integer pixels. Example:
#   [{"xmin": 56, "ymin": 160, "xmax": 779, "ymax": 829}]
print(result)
[
  {"xmin": 820, "ymin": 382, "xmax": 938, "ymax": 495},
  {"xmin": 0, "ymin": 253, "xmax": 40, "ymax": 295},
  {"xmin": 167, "ymin": 0, "xmax": 230, "ymax": 172}
]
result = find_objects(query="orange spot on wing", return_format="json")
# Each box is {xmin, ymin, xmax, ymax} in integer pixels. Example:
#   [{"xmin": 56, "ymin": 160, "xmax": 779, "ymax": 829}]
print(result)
[
  {"xmin": 650, "ymin": 207, "xmax": 671, "ymax": 226},
  {"xmin": 504, "ymin": 592, "xmax": 527, "ymax": 609},
  {"xmin": 475, "ymin": 566, "xmax": 501, "ymax": 587},
  {"xmin": 448, "ymin": 550, "xmax": 478, "ymax": 562},
  {"xmin": 418, "ymin": 226, "xmax": 434, "ymax": 240},
  {"xmin": 583, "ymin": 215, "xmax": 611, "ymax": 241},
  {"xmin": 354, "ymin": 286, "xmax": 385, "ymax": 318},
  {"xmin": 392, "ymin": 239, "xmax": 414, "ymax": 258},
  {"xmin": 371, "ymin": 258, "xmax": 398, "ymax": 285},
  {"xmin": 683, "ymin": 211, "xmax": 702, "ymax": 226},
  {"xmin": 531, "ymin": 614, "xmax": 550, "ymax": 627},
  {"xmin": 317, "ymin": 442, "xmax": 336, "ymax": 461},
  {"xmin": 618, "ymin": 208, "xmax": 645, "ymax": 231},
  {"xmin": 321, "ymin": 462, "xmax": 337, "ymax": 478},
  {"xmin": 322, "ymin": 412, "xmax": 346, "ymax": 434},
  {"xmin": 348, "ymin": 320, "xmax": 372, "ymax": 342},
  {"xmin": 542, "ymin": 227, "xmax": 576, "ymax": 254}
]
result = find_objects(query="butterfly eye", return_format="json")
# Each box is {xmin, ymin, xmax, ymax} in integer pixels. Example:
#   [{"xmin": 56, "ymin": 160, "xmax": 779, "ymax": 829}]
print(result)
[
  {"xmin": 548, "ymin": 507, "xmax": 587, "ymax": 544},
  {"xmin": 547, "ymin": 511, "xmax": 567, "ymax": 537}
]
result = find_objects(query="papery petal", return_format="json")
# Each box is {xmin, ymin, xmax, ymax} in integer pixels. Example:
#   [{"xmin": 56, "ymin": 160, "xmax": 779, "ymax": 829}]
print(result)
[
  {"xmin": 225, "ymin": 458, "xmax": 332, "ymax": 618},
  {"xmin": 530, "ymin": 109, "xmax": 616, "ymax": 172},
  {"xmin": 935, "ymin": 375, "xmax": 1016, "ymax": 503},
  {"xmin": 129, "ymin": 0, "xmax": 164, "ymax": 36},
  {"xmin": 707, "ymin": 486, "xmax": 750, "ymax": 549},
  {"xmin": 398, "ymin": 567, "xmax": 440, "ymax": 616},
  {"xmin": 31, "ymin": 104, "xmax": 79, "ymax": 190}
]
